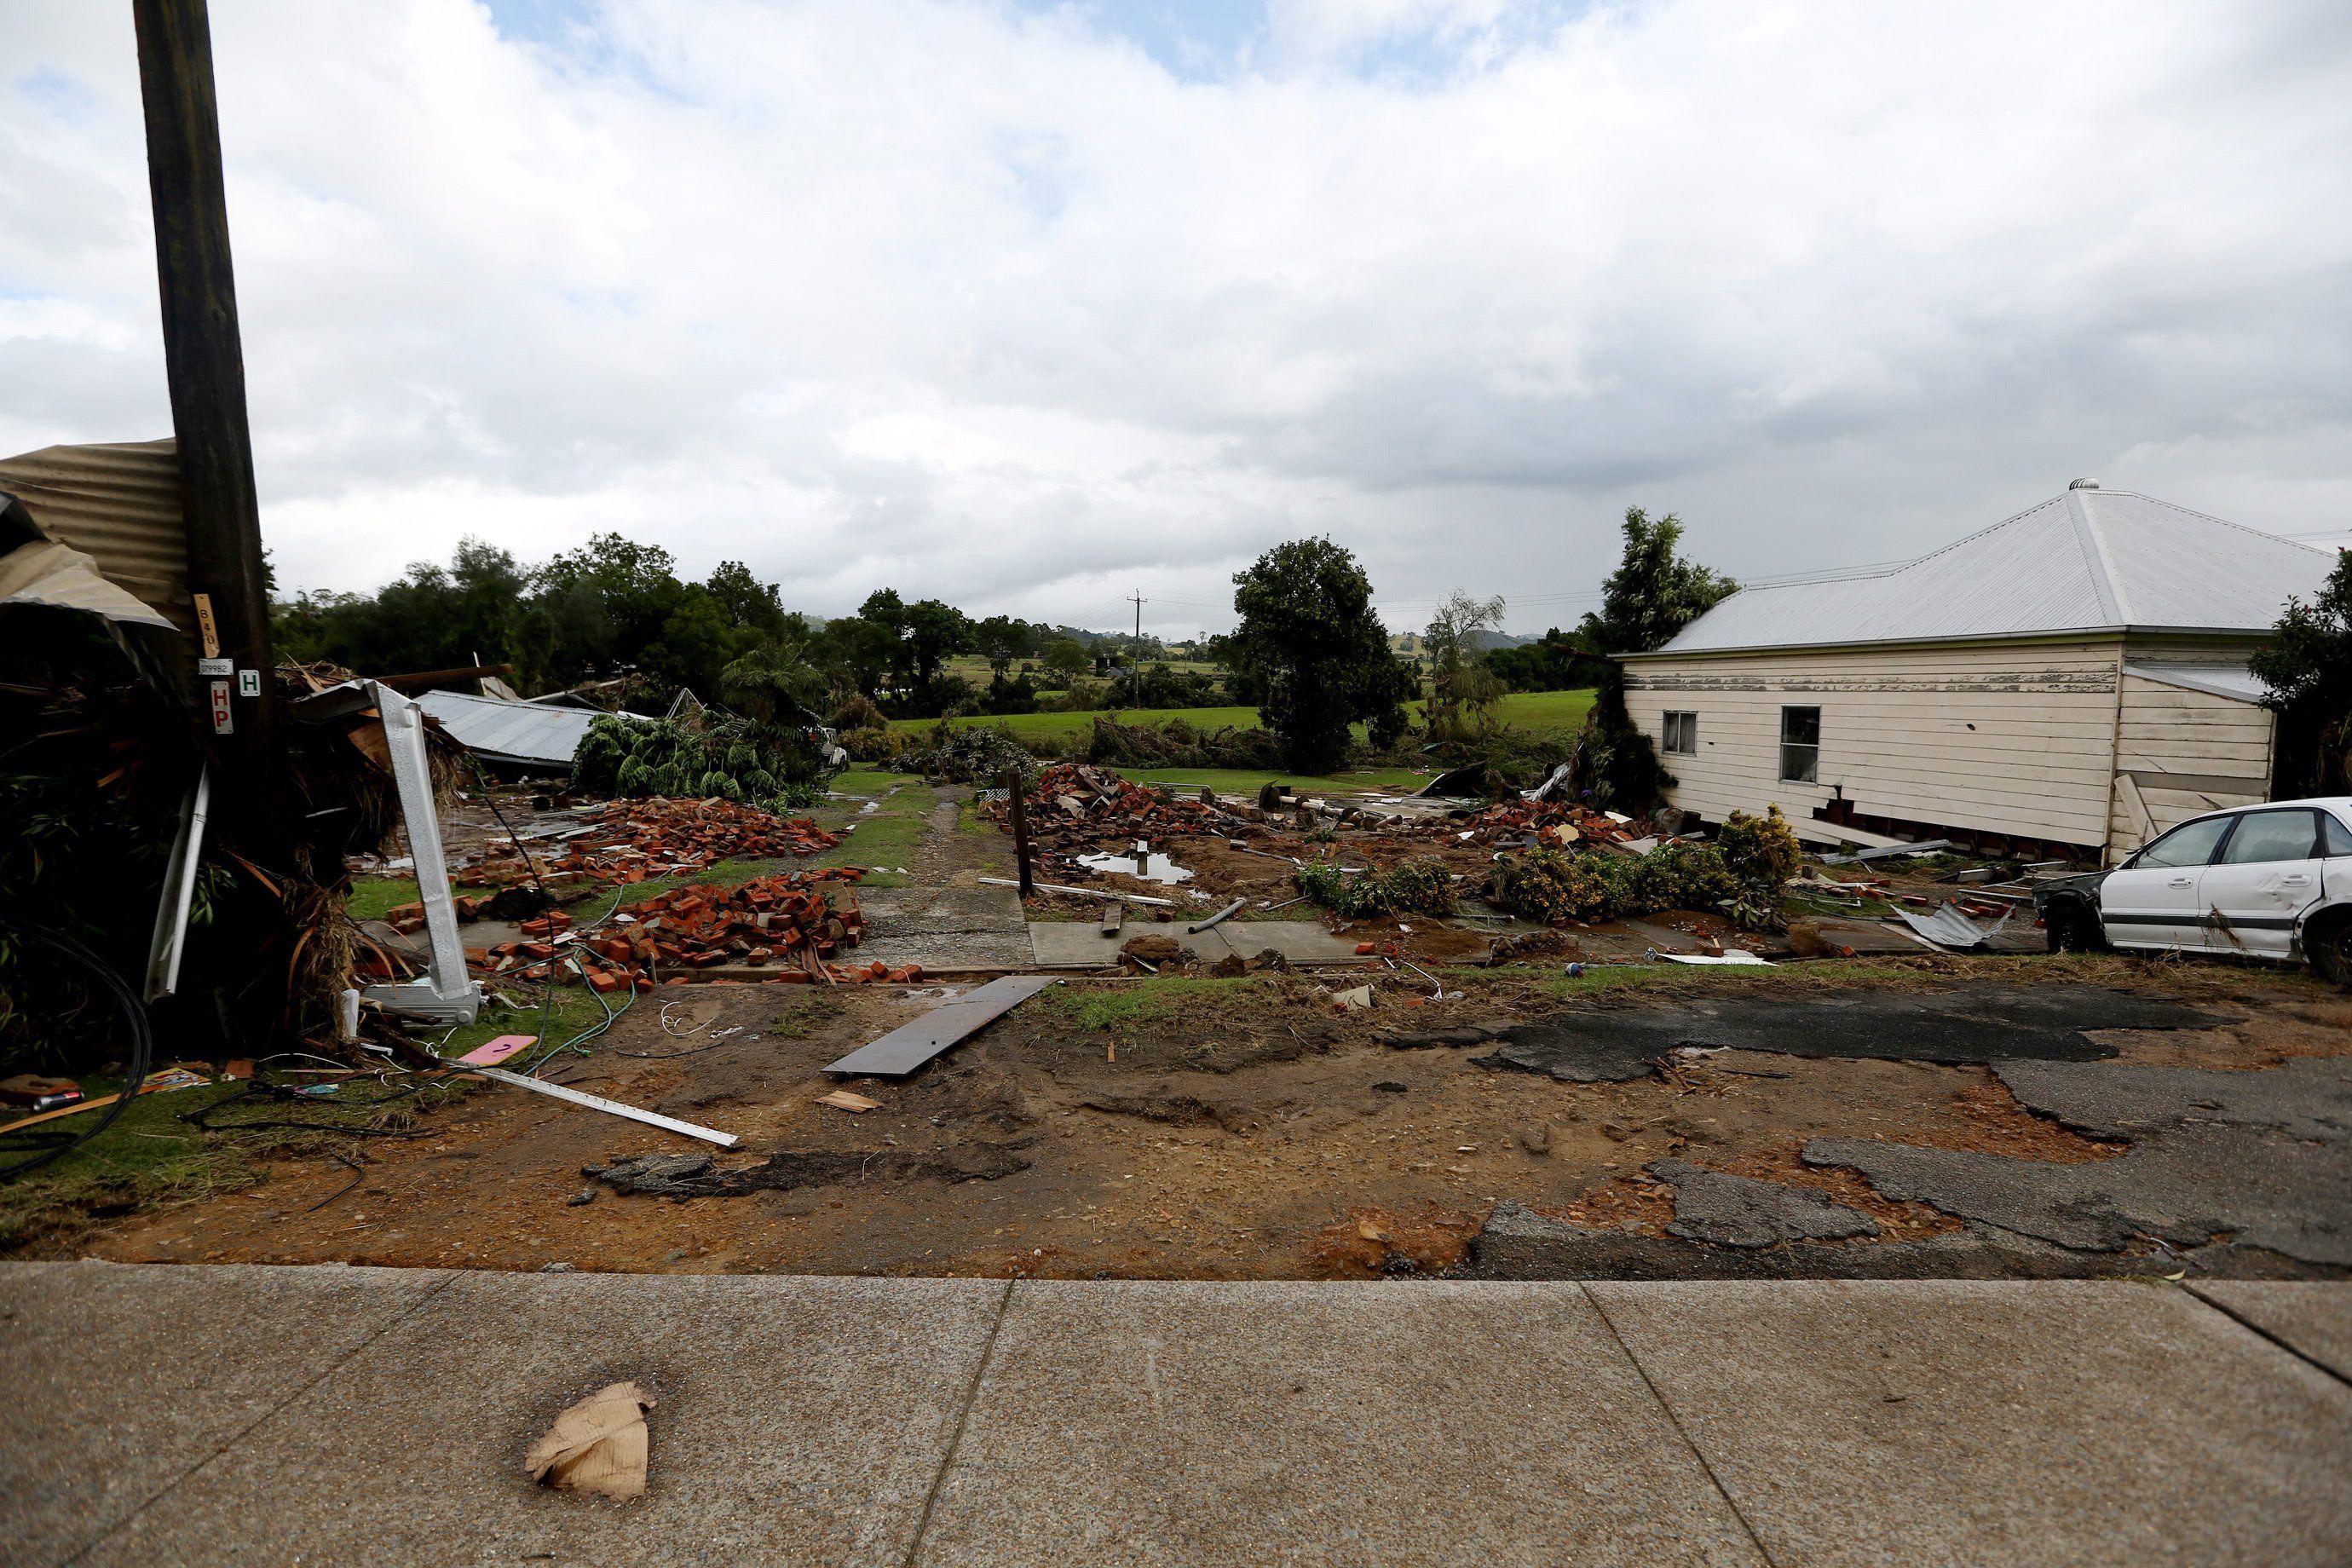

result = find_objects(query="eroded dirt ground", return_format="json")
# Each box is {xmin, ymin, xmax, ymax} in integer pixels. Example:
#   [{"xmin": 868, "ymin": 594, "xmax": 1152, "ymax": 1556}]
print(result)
[{"xmin": 80, "ymin": 955, "xmax": 2352, "ymax": 1282}]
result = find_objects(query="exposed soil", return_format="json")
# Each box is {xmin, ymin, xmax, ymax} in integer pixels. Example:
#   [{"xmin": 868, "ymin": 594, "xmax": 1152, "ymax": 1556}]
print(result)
[{"xmin": 74, "ymin": 959, "xmax": 2352, "ymax": 1279}]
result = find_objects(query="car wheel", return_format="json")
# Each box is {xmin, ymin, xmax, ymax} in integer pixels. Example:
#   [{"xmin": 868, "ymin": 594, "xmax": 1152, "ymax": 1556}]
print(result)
[
  {"xmin": 2309, "ymin": 911, "xmax": 2352, "ymax": 989},
  {"xmin": 2045, "ymin": 901, "xmax": 2106, "ymax": 954}
]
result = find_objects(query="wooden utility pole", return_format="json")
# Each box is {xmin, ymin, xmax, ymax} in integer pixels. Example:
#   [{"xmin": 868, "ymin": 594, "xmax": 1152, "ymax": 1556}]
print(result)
[
  {"xmin": 1004, "ymin": 767, "xmax": 1034, "ymax": 897},
  {"xmin": 134, "ymin": 0, "xmax": 285, "ymax": 855}
]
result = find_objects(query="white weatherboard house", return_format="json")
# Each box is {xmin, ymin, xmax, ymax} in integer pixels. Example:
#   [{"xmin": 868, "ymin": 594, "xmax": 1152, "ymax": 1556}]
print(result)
[{"xmin": 1620, "ymin": 481, "xmax": 2340, "ymax": 863}]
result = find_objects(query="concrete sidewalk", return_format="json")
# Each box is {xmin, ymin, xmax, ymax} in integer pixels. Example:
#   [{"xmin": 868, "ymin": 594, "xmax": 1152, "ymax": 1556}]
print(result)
[{"xmin": 3, "ymin": 1265, "xmax": 2346, "ymax": 1567}]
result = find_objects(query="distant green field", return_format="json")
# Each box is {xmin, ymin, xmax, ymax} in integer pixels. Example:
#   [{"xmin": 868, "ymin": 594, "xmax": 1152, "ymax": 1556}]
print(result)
[{"xmin": 890, "ymin": 689, "xmax": 1596, "ymax": 745}]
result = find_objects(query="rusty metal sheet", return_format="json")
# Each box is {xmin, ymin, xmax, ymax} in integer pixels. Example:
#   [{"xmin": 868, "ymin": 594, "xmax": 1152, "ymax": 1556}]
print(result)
[{"xmin": 822, "ymin": 975, "xmax": 1058, "ymax": 1078}]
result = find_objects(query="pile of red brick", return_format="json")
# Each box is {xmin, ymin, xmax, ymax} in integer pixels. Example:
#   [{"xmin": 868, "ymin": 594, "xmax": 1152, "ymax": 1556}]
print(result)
[
  {"xmin": 473, "ymin": 797, "xmax": 849, "ymax": 894},
  {"xmin": 467, "ymin": 869, "xmax": 920, "ymax": 990}
]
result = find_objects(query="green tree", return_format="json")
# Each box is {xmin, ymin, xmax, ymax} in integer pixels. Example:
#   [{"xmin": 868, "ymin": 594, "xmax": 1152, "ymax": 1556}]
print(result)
[
  {"xmin": 2251, "ymin": 552, "xmax": 2352, "ymax": 794},
  {"xmin": 1228, "ymin": 538, "xmax": 1417, "ymax": 771},
  {"xmin": 901, "ymin": 598, "xmax": 972, "ymax": 698},
  {"xmin": 1041, "ymin": 637, "xmax": 1090, "ymax": 684},
  {"xmin": 821, "ymin": 614, "xmax": 898, "ymax": 700},
  {"xmin": 1576, "ymin": 507, "xmax": 1738, "ymax": 656},
  {"xmin": 704, "ymin": 560, "xmax": 787, "ymax": 637},
  {"xmin": 973, "ymin": 614, "xmax": 1027, "ymax": 680},
  {"xmin": 720, "ymin": 636, "xmax": 829, "ymax": 726},
  {"xmin": 1421, "ymin": 589, "xmax": 1507, "ymax": 743},
  {"xmin": 1573, "ymin": 507, "xmax": 1738, "ymax": 811}
]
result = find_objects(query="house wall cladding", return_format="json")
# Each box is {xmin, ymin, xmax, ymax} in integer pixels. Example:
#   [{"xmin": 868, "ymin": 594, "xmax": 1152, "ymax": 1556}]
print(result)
[
  {"xmin": 1625, "ymin": 638, "xmax": 2127, "ymax": 848},
  {"xmin": 2108, "ymin": 667, "xmax": 2274, "ymax": 845}
]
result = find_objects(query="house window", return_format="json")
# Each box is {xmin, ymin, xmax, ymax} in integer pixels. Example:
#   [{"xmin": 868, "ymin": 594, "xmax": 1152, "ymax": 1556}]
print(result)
[
  {"xmin": 1779, "ymin": 706, "xmax": 1821, "ymax": 783},
  {"xmin": 1661, "ymin": 711, "xmax": 1698, "ymax": 755}
]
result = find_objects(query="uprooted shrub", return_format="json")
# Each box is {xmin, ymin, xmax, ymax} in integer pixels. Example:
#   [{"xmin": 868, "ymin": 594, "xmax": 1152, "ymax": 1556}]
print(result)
[
  {"xmin": 1488, "ymin": 847, "xmax": 1626, "ymax": 925},
  {"xmin": 1716, "ymin": 804, "xmax": 1803, "ymax": 891},
  {"xmin": 1297, "ymin": 857, "xmax": 1459, "ymax": 918},
  {"xmin": 1489, "ymin": 840, "xmax": 1756, "ymax": 928},
  {"xmin": 571, "ymin": 715, "xmax": 827, "ymax": 809}
]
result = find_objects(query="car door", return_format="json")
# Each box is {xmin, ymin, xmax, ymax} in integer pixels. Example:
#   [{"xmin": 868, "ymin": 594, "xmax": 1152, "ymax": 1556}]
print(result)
[
  {"xmin": 2198, "ymin": 809, "xmax": 2325, "ymax": 960},
  {"xmin": 2100, "ymin": 813, "xmax": 2234, "ymax": 951}
]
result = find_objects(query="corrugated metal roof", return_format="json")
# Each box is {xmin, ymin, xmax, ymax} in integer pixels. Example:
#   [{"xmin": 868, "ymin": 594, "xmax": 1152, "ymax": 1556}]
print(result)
[
  {"xmin": 2124, "ymin": 661, "xmax": 2271, "ymax": 704},
  {"xmin": 1639, "ymin": 487, "xmax": 2338, "ymax": 656},
  {"xmin": 415, "ymin": 689, "xmax": 625, "ymax": 770},
  {"xmin": 0, "ymin": 440, "xmax": 188, "ymax": 639}
]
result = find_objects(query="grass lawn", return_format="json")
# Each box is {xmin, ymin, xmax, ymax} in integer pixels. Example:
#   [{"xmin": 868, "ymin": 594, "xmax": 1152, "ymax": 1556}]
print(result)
[
  {"xmin": 804, "ymin": 780, "xmax": 937, "ymax": 886},
  {"xmin": 888, "ymin": 689, "xmax": 1596, "ymax": 745}
]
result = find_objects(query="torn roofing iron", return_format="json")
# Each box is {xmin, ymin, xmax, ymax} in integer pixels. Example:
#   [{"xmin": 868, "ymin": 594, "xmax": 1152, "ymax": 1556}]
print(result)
[
  {"xmin": 2124, "ymin": 661, "xmax": 2271, "ymax": 704},
  {"xmin": 1639, "ymin": 487, "xmax": 2337, "ymax": 656},
  {"xmin": 414, "ymin": 688, "xmax": 641, "ymax": 770},
  {"xmin": 0, "ymin": 440, "xmax": 189, "ymax": 641},
  {"xmin": 823, "ymin": 974, "xmax": 1058, "ymax": 1078}
]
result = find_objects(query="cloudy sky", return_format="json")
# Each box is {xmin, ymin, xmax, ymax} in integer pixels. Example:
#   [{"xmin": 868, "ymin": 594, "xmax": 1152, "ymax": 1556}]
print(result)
[{"xmin": 4, "ymin": 1, "xmax": 2348, "ymax": 637}]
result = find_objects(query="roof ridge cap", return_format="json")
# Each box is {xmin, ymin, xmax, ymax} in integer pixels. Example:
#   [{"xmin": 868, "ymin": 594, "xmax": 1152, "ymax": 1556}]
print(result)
[{"xmin": 2064, "ymin": 489, "xmax": 2128, "ymax": 623}]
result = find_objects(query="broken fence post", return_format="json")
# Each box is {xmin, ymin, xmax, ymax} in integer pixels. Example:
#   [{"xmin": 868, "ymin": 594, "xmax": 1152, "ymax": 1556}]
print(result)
[{"xmin": 1005, "ymin": 765, "xmax": 1034, "ymax": 897}]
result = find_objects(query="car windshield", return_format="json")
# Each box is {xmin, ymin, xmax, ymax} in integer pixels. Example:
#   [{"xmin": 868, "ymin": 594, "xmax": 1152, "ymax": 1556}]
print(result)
[{"xmin": 2136, "ymin": 816, "xmax": 2233, "ymax": 868}]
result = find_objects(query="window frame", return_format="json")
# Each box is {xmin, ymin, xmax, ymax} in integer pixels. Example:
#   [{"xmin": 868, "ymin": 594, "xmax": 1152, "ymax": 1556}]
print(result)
[
  {"xmin": 2325, "ymin": 814, "xmax": 2352, "ymax": 858},
  {"xmin": 1778, "ymin": 705, "xmax": 1821, "ymax": 784},
  {"xmin": 1661, "ymin": 709, "xmax": 1698, "ymax": 756},
  {"xmin": 2213, "ymin": 809, "xmax": 2323, "ymax": 867},
  {"xmin": 2130, "ymin": 813, "xmax": 2238, "ymax": 871}
]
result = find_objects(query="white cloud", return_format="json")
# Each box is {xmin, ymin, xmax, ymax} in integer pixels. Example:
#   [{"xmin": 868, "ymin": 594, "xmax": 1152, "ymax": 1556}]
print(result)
[{"xmin": 1, "ymin": 0, "xmax": 2346, "ymax": 637}]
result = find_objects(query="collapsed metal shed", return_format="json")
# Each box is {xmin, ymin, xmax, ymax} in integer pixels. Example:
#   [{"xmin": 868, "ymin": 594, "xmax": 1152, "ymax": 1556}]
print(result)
[{"xmin": 414, "ymin": 688, "xmax": 640, "ymax": 771}]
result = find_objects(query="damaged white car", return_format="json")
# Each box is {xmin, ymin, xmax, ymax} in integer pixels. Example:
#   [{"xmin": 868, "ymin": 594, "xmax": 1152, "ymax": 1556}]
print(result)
[{"xmin": 2037, "ymin": 798, "xmax": 2352, "ymax": 984}]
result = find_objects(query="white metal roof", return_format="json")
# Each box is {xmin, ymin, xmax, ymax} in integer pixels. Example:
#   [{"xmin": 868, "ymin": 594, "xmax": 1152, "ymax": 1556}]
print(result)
[{"xmin": 1636, "ymin": 487, "xmax": 2338, "ymax": 656}]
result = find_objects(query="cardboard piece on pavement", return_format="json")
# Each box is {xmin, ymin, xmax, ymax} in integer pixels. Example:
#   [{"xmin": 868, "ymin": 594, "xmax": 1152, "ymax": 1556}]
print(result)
[{"xmin": 526, "ymin": 1381, "xmax": 654, "ymax": 1501}]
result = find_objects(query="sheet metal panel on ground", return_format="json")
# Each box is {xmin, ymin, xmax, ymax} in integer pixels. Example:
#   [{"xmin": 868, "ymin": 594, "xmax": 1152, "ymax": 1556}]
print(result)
[{"xmin": 822, "ymin": 975, "xmax": 1060, "ymax": 1078}]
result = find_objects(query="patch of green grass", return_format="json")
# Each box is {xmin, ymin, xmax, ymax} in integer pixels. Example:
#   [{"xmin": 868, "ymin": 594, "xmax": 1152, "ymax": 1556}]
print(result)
[
  {"xmin": 802, "ymin": 781, "xmax": 937, "ymax": 889},
  {"xmin": 1520, "ymin": 950, "xmax": 2323, "ymax": 1002},
  {"xmin": 1050, "ymin": 976, "xmax": 1259, "ymax": 1031},
  {"xmin": 767, "ymin": 995, "xmax": 847, "ymax": 1039},
  {"xmin": 347, "ymin": 877, "xmax": 424, "ymax": 922},
  {"xmin": 829, "ymin": 769, "xmax": 904, "ymax": 797},
  {"xmin": 886, "ymin": 689, "xmax": 1598, "ymax": 745},
  {"xmin": 438, "ymin": 992, "xmax": 612, "ymax": 1064}
]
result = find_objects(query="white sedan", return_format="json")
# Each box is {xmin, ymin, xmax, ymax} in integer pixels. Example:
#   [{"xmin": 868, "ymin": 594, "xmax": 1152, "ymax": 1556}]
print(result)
[{"xmin": 2036, "ymin": 798, "xmax": 2352, "ymax": 985}]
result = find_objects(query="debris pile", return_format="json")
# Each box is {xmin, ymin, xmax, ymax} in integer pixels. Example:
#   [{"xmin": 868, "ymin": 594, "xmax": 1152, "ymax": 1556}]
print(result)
[
  {"xmin": 1457, "ymin": 798, "xmax": 1646, "ymax": 848},
  {"xmin": 991, "ymin": 763, "xmax": 1233, "ymax": 844},
  {"xmin": 908, "ymin": 725, "xmax": 1034, "ymax": 783},
  {"xmin": 466, "ymin": 869, "xmax": 916, "ymax": 989}
]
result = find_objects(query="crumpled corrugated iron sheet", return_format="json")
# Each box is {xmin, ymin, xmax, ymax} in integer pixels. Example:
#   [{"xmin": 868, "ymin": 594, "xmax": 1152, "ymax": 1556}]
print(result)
[{"xmin": 0, "ymin": 439, "xmax": 188, "ymax": 640}]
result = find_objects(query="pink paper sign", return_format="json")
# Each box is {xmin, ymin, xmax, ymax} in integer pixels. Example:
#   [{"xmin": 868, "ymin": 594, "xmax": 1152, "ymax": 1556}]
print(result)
[{"xmin": 457, "ymin": 1035, "xmax": 536, "ymax": 1066}]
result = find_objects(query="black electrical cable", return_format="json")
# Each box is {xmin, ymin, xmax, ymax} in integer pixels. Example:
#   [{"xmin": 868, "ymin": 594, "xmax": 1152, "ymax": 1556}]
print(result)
[
  {"xmin": 177, "ymin": 1074, "xmax": 442, "ymax": 1138},
  {"xmin": 0, "ymin": 926, "xmax": 156, "ymax": 1181}
]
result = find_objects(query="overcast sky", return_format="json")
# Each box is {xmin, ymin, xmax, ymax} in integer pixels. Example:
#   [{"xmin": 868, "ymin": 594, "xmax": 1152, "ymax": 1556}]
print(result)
[{"xmin": 4, "ymin": 1, "xmax": 2348, "ymax": 637}]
